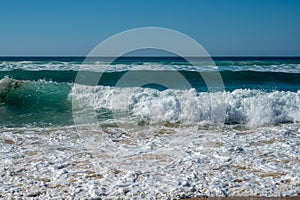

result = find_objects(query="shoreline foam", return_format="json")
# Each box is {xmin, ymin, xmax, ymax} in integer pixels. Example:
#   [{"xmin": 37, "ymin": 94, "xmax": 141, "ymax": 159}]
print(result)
[{"xmin": 1, "ymin": 123, "xmax": 299, "ymax": 199}]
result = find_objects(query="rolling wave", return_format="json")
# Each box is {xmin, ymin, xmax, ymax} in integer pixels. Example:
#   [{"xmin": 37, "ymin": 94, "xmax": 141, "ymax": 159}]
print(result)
[
  {"xmin": 1, "ymin": 77, "xmax": 299, "ymax": 128},
  {"xmin": 0, "ymin": 77, "xmax": 72, "ymax": 127}
]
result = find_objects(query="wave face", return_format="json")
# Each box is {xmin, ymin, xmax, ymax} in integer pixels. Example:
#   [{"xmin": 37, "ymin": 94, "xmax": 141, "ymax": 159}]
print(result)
[
  {"xmin": 0, "ymin": 57, "xmax": 300, "ymax": 128},
  {"xmin": 0, "ymin": 77, "xmax": 72, "ymax": 127}
]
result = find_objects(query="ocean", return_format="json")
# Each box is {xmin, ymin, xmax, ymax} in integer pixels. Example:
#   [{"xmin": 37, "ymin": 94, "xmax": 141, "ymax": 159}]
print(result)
[{"xmin": 0, "ymin": 57, "xmax": 299, "ymax": 198}]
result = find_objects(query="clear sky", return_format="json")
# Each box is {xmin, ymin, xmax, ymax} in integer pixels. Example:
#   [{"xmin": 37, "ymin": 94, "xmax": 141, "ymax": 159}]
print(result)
[{"xmin": 0, "ymin": 0, "xmax": 300, "ymax": 56}]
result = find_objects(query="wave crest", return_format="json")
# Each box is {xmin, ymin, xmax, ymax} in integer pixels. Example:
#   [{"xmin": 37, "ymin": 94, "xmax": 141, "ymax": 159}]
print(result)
[{"xmin": 71, "ymin": 85, "xmax": 300, "ymax": 127}]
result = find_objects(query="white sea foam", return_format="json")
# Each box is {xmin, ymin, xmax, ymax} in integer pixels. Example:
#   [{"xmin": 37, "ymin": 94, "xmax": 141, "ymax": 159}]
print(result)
[
  {"xmin": 1, "ymin": 60, "xmax": 300, "ymax": 73},
  {"xmin": 0, "ymin": 76, "xmax": 23, "ymax": 99},
  {"xmin": 0, "ymin": 77, "xmax": 13, "ymax": 95},
  {"xmin": 71, "ymin": 85, "xmax": 300, "ymax": 127},
  {"xmin": 0, "ymin": 123, "xmax": 299, "ymax": 198}
]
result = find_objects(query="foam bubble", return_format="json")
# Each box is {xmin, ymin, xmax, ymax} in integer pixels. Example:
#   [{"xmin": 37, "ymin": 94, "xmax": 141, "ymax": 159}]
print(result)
[{"xmin": 71, "ymin": 85, "xmax": 300, "ymax": 127}]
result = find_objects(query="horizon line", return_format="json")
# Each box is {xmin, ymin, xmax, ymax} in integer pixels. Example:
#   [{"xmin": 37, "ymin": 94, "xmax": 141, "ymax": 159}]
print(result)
[{"xmin": 1, "ymin": 55, "xmax": 300, "ymax": 58}]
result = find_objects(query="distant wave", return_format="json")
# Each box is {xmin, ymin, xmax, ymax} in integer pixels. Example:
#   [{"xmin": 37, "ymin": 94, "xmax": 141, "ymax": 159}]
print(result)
[
  {"xmin": 1, "ymin": 69, "xmax": 300, "ymax": 92},
  {"xmin": 1, "ymin": 60, "xmax": 300, "ymax": 73}
]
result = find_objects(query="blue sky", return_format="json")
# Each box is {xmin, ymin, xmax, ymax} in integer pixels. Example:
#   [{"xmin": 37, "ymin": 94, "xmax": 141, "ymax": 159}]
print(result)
[{"xmin": 0, "ymin": 0, "xmax": 300, "ymax": 56}]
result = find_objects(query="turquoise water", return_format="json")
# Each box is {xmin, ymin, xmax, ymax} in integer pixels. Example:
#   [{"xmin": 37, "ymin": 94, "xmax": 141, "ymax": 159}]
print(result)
[{"xmin": 1, "ymin": 57, "xmax": 300, "ymax": 127}]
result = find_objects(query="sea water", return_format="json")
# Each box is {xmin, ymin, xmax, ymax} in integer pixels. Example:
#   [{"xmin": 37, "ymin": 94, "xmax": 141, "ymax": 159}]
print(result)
[{"xmin": 0, "ymin": 57, "xmax": 299, "ymax": 198}]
